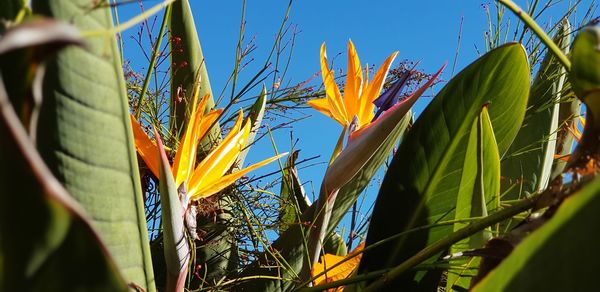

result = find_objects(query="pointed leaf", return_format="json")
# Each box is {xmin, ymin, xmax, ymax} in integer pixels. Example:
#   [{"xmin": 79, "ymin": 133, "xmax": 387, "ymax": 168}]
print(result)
[
  {"xmin": 550, "ymin": 95, "xmax": 581, "ymax": 179},
  {"xmin": 358, "ymin": 43, "xmax": 530, "ymax": 289},
  {"xmin": 446, "ymin": 106, "xmax": 500, "ymax": 290},
  {"xmin": 32, "ymin": 1, "xmax": 155, "ymax": 289},
  {"xmin": 279, "ymin": 150, "xmax": 310, "ymax": 234},
  {"xmin": 236, "ymin": 85, "xmax": 267, "ymax": 166}
]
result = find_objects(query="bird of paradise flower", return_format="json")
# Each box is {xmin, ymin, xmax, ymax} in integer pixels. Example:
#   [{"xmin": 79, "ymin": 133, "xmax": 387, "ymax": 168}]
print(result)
[{"xmin": 130, "ymin": 88, "xmax": 286, "ymax": 204}]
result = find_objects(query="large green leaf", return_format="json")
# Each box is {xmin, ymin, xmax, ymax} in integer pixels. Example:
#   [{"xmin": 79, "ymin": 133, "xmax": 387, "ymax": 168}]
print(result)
[
  {"xmin": 501, "ymin": 21, "xmax": 571, "ymax": 200},
  {"xmin": 472, "ymin": 177, "xmax": 600, "ymax": 291},
  {"xmin": 446, "ymin": 106, "xmax": 500, "ymax": 290},
  {"xmin": 234, "ymin": 113, "xmax": 411, "ymax": 291},
  {"xmin": 358, "ymin": 43, "xmax": 530, "ymax": 289},
  {"xmin": 169, "ymin": 0, "xmax": 218, "ymax": 139},
  {"xmin": 31, "ymin": 1, "xmax": 155, "ymax": 289},
  {"xmin": 0, "ymin": 78, "xmax": 127, "ymax": 291}
]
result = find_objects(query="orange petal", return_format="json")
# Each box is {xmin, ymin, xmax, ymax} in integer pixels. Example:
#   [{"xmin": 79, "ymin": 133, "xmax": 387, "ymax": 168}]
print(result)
[
  {"xmin": 130, "ymin": 114, "xmax": 161, "ymax": 178},
  {"xmin": 196, "ymin": 108, "xmax": 223, "ymax": 143},
  {"xmin": 320, "ymin": 42, "xmax": 348, "ymax": 125},
  {"xmin": 188, "ymin": 153, "xmax": 287, "ymax": 200},
  {"xmin": 343, "ymin": 40, "xmax": 363, "ymax": 118},
  {"xmin": 307, "ymin": 98, "xmax": 341, "ymax": 124},
  {"xmin": 187, "ymin": 110, "xmax": 247, "ymax": 196},
  {"xmin": 311, "ymin": 243, "xmax": 365, "ymax": 290},
  {"xmin": 358, "ymin": 51, "xmax": 398, "ymax": 127},
  {"xmin": 172, "ymin": 93, "xmax": 217, "ymax": 187}
]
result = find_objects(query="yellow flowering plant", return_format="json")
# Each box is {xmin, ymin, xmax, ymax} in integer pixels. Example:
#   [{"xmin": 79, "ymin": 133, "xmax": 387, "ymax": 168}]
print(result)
[{"xmin": 130, "ymin": 85, "xmax": 286, "ymax": 204}]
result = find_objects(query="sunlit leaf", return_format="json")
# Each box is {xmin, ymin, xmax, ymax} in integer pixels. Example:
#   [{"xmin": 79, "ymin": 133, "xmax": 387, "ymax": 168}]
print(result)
[
  {"xmin": 32, "ymin": 0, "xmax": 155, "ymax": 289},
  {"xmin": 358, "ymin": 43, "xmax": 530, "ymax": 290},
  {"xmin": 446, "ymin": 106, "xmax": 499, "ymax": 290}
]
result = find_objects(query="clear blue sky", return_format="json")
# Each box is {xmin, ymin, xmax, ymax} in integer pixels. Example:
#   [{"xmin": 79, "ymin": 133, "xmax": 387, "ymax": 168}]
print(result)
[{"xmin": 118, "ymin": 0, "xmax": 596, "ymax": 242}]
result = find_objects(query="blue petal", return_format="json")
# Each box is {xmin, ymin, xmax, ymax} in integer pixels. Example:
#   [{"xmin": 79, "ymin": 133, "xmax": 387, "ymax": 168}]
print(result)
[{"xmin": 373, "ymin": 69, "xmax": 413, "ymax": 120}]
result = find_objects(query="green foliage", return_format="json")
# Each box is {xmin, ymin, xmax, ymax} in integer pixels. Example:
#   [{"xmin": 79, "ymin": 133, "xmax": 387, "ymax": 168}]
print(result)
[
  {"xmin": 31, "ymin": 0, "xmax": 155, "ymax": 289},
  {"xmin": 501, "ymin": 21, "xmax": 571, "ymax": 200},
  {"xmin": 472, "ymin": 177, "xmax": 600, "ymax": 291},
  {"xmin": 278, "ymin": 150, "xmax": 308, "ymax": 234},
  {"xmin": 446, "ymin": 106, "xmax": 500, "ymax": 290},
  {"xmin": 3, "ymin": 1, "xmax": 600, "ymax": 291},
  {"xmin": 358, "ymin": 43, "xmax": 530, "ymax": 289}
]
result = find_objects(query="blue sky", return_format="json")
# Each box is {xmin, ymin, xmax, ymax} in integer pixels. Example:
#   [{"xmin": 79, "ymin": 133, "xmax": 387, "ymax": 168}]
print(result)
[{"xmin": 118, "ymin": 0, "xmax": 596, "ymax": 242}]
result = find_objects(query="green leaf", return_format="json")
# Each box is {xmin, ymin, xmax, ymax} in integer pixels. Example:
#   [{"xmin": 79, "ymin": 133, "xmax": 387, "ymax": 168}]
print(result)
[
  {"xmin": 501, "ymin": 20, "xmax": 571, "ymax": 200},
  {"xmin": 472, "ymin": 177, "xmax": 600, "ymax": 291},
  {"xmin": 31, "ymin": 1, "xmax": 155, "ymax": 289},
  {"xmin": 0, "ymin": 78, "xmax": 128, "ymax": 291},
  {"xmin": 0, "ymin": 18, "xmax": 83, "ymax": 136},
  {"xmin": 279, "ymin": 150, "xmax": 309, "ymax": 234},
  {"xmin": 358, "ymin": 43, "xmax": 530, "ymax": 289},
  {"xmin": 237, "ymin": 85, "xmax": 267, "ymax": 166},
  {"xmin": 446, "ymin": 106, "xmax": 500, "ymax": 290},
  {"xmin": 169, "ymin": 0, "xmax": 218, "ymax": 141}
]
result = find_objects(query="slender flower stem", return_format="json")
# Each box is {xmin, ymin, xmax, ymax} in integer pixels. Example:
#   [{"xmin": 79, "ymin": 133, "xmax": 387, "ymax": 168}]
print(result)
[
  {"xmin": 497, "ymin": 0, "xmax": 571, "ymax": 71},
  {"xmin": 134, "ymin": 3, "xmax": 172, "ymax": 119}
]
